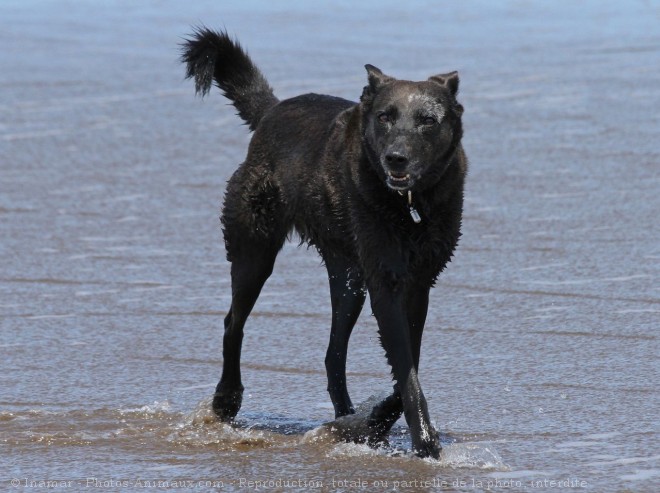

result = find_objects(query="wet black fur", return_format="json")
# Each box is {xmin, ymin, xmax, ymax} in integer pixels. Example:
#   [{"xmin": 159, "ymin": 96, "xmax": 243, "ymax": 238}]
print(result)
[{"xmin": 181, "ymin": 27, "xmax": 468, "ymax": 459}]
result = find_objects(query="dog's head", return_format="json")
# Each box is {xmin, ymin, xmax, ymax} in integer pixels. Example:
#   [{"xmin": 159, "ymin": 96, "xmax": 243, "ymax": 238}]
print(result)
[{"xmin": 360, "ymin": 65, "xmax": 464, "ymax": 192}]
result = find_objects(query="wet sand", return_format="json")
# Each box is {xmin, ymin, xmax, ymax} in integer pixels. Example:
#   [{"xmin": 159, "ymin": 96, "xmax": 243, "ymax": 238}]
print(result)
[{"xmin": 1, "ymin": 0, "xmax": 658, "ymax": 491}]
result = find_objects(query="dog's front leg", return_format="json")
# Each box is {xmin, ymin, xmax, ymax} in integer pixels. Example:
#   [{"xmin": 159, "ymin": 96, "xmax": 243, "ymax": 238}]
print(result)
[
  {"xmin": 369, "ymin": 286, "xmax": 440, "ymax": 459},
  {"xmin": 324, "ymin": 256, "xmax": 366, "ymax": 418},
  {"xmin": 362, "ymin": 283, "xmax": 431, "ymax": 442}
]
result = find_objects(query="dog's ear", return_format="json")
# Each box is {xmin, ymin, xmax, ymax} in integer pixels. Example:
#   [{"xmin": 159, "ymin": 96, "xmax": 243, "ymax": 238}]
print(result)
[
  {"xmin": 429, "ymin": 71, "xmax": 459, "ymax": 96},
  {"xmin": 361, "ymin": 64, "xmax": 393, "ymax": 103},
  {"xmin": 365, "ymin": 64, "xmax": 393, "ymax": 91}
]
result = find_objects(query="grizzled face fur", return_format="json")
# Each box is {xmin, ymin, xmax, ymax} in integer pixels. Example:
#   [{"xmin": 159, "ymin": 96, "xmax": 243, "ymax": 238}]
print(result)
[{"xmin": 361, "ymin": 65, "xmax": 464, "ymax": 192}]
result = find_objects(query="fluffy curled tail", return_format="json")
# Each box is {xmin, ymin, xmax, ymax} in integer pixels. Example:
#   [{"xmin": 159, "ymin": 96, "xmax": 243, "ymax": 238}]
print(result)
[{"xmin": 181, "ymin": 27, "xmax": 278, "ymax": 130}]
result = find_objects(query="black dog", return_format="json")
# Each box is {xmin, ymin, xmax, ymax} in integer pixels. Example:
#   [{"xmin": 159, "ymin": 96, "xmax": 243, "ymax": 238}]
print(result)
[{"xmin": 181, "ymin": 28, "xmax": 467, "ymax": 459}]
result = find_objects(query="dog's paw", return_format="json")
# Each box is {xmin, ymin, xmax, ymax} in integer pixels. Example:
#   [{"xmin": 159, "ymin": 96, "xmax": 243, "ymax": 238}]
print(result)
[
  {"xmin": 322, "ymin": 393, "xmax": 397, "ymax": 446},
  {"xmin": 322, "ymin": 413, "xmax": 377, "ymax": 445},
  {"xmin": 412, "ymin": 429, "xmax": 442, "ymax": 460},
  {"xmin": 212, "ymin": 387, "xmax": 243, "ymax": 421}
]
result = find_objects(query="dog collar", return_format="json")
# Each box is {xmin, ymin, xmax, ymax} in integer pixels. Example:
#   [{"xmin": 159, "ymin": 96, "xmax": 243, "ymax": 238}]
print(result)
[{"xmin": 399, "ymin": 190, "xmax": 422, "ymax": 224}]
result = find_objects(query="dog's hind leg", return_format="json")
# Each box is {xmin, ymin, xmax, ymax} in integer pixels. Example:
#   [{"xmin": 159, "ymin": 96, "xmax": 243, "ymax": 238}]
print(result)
[
  {"xmin": 213, "ymin": 247, "xmax": 280, "ymax": 420},
  {"xmin": 324, "ymin": 256, "xmax": 366, "ymax": 418},
  {"xmin": 213, "ymin": 167, "xmax": 287, "ymax": 421}
]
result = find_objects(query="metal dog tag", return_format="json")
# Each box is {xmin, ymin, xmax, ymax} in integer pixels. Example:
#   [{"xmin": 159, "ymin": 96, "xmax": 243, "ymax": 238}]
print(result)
[
  {"xmin": 409, "ymin": 206, "xmax": 422, "ymax": 224},
  {"xmin": 406, "ymin": 191, "xmax": 422, "ymax": 223},
  {"xmin": 399, "ymin": 190, "xmax": 422, "ymax": 224}
]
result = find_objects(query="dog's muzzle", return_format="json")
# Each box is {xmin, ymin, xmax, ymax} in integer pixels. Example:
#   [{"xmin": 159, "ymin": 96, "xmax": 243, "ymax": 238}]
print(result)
[{"xmin": 382, "ymin": 150, "xmax": 415, "ymax": 190}]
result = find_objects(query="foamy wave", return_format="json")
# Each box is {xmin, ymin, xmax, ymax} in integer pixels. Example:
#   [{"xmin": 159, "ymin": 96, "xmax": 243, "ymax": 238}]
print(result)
[
  {"xmin": 167, "ymin": 396, "xmax": 276, "ymax": 449},
  {"xmin": 119, "ymin": 400, "xmax": 171, "ymax": 416},
  {"xmin": 438, "ymin": 443, "xmax": 509, "ymax": 471},
  {"xmin": 326, "ymin": 441, "xmax": 386, "ymax": 458},
  {"xmin": 167, "ymin": 422, "xmax": 275, "ymax": 449},
  {"xmin": 305, "ymin": 424, "xmax": 508, "ymax": 469}
]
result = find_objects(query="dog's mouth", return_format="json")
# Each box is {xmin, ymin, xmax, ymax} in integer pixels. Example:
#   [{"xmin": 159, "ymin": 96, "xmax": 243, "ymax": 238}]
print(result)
[{"xmin": 386, "ymin": 171, "xmax": 412, "ymax": 190}]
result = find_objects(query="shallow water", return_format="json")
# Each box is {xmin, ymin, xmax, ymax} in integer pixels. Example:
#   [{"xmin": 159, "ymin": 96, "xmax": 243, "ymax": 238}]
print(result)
[{"xmin": 1, "ymin": 0, "xmax": 658, "ymax": 492}]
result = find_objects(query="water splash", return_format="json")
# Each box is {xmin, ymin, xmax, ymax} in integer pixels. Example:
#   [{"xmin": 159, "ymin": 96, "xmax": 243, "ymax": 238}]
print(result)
[
  {"xmin": 118, "ymin": 400, "xmax": 171, "ymax": 417},
  {"xmin": 438, "ymin": 443, "xmax": 509, "ymax": 470}
]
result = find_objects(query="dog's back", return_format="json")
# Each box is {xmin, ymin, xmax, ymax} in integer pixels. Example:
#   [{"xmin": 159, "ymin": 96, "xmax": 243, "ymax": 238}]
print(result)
[{"xmin": 250, "ymin": 93, "xmax": 354, "ymax": 173}]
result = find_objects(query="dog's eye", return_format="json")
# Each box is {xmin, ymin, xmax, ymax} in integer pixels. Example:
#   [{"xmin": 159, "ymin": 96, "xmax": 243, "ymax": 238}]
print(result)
[
  {"xmin": 377, "ymin": 113, "xmax": 390, "ymax": 124},
  {"xmin": 422, "ymin": 116, "xmax": 437, "ymax": 126}
]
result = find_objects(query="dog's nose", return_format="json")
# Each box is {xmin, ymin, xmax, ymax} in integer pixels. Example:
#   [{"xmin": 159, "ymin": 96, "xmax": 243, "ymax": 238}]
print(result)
[{"xmin": 385, "ymin": 151, "xmax": 409, "ymax": 167}]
